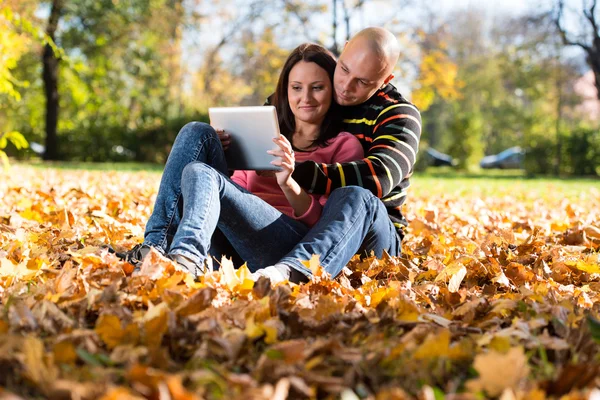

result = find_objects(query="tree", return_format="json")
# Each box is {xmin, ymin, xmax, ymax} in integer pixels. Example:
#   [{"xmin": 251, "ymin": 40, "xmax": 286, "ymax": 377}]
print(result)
[
  {"xmin": 42, "ymin": 0, "xmax": 62, "ymax": 160},
  {"xmin": 554, "ymin": 0, "xmax": 600, "ymax": 100}
]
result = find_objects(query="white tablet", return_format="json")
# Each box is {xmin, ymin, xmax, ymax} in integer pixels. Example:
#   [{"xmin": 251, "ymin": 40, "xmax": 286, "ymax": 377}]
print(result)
[{"xmin": 208, "ymin": 106, "xmax": 281, "ymax": 170}]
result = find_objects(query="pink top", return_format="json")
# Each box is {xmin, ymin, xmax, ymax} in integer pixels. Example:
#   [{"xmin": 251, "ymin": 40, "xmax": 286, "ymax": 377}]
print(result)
[{"xmin": 231, "ymin": 132, "xmax": 364, "ymax": 227}]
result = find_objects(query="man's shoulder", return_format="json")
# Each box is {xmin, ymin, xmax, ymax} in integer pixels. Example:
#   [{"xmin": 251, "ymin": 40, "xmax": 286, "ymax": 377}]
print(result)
[{"xmin": 370, "ymin": 84, "xmax": 418, "ymax": 111}]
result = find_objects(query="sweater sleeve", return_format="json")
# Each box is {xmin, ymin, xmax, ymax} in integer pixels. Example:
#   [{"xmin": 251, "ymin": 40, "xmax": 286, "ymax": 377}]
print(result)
[
  {"xmin": 292, "ymin": 103, "xmax": 421, "ymax": 198},
  {"xmin": 291, "ymin": 195, "xmax": 321, "ymax": 226}
]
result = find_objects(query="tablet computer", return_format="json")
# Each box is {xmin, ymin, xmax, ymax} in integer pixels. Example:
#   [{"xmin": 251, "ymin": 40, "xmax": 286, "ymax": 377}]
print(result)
[{"xmin": 208, "ymin": 106, "xmax": 281, "ymax": 170}]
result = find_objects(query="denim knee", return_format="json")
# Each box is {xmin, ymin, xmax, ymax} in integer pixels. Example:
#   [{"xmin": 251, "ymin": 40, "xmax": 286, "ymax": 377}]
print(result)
[
  {"xmin": 177, "ymin": 122, "xmax": 218, "ymax": 145},
  {"xmin": 181, "ymin": 162, "xmax": 220, "ymax": 190},
  {"xmin": 329, "ymin": 186, "xmax": 377, "ymax": 208}
]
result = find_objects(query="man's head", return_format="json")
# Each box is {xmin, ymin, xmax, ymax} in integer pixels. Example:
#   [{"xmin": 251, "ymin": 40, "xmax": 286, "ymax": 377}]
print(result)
[{"xmin": 333, "ymin": 27, "xmax": 400, "ymax": 106}]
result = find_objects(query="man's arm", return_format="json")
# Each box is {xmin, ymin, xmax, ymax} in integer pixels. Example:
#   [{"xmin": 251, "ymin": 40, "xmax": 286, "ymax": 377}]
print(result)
[{"xmin": 292, "ymin": 103, "xmax": 421, "ymax": 198}]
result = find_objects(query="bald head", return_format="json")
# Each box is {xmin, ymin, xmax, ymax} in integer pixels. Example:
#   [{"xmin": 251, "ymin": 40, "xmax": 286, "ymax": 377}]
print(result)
[
  {"xmin": 350, "ymin": 27, "xmax": 400, "ymax": 75},
  {"xmin": 333, "ymin": 27, "xmax": 400, "ymax": 106}
]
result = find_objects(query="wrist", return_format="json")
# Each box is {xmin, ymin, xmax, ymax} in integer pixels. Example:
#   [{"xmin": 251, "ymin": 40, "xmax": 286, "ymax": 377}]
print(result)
[{"xmin": 280, "ymin": 178, "xmax": 300, "ymax": 193}]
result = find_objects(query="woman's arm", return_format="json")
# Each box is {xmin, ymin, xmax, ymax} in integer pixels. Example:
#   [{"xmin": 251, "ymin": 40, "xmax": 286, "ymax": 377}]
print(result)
[{"xmin": 268, "ymin": 135, "xmax": 313, "ymax": 217}]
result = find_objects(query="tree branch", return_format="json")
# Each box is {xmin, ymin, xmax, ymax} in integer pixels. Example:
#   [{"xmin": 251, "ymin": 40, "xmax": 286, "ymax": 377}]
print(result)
[
  {"xmin": 583, "ymin": 0, "xmax": 599, "ymax": 37},
  {"xmin": 554, "ymin": 0, "xmax": 591, "ymax": 51},
  {"xmin": 281, "ymin": 0, "xmax": 317, "ymax": 43}
]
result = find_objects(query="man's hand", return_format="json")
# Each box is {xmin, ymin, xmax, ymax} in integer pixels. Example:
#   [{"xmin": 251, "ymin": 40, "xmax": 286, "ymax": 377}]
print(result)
[
  {"xmin": 216, "ymin": 129, "xmax": 231, "ymax": 150},
  {"xmin": 268, "ymin": 135, "xmax": 296, "ymax": 188}
]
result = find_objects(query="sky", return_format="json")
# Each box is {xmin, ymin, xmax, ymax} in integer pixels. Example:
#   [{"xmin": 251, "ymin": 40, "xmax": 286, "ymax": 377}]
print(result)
[{"xmin": 183, "ymin": 0, "xmax": 584, "ymax": 96}]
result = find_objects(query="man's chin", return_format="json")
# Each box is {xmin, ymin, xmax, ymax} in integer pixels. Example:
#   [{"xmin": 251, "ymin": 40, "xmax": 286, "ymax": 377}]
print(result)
[{"xmin": 335, "ymin": 95, "xmax": 355, "ymax": 106}]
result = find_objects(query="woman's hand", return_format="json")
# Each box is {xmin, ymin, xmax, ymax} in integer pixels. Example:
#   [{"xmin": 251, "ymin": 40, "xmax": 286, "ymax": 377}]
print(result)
[
  {"xmin": 216, "ymin": 129, "xmax": 231, "ymax": 150},
  {"xmin": 268, "ymin": 135, "xmax": 295, "ymax": 188}
]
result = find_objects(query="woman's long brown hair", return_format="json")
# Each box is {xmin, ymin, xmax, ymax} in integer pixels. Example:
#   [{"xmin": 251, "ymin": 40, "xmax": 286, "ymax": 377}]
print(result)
[{"xmin": 272, "ymin": 43, "xmax": 342, "ymax": 149}]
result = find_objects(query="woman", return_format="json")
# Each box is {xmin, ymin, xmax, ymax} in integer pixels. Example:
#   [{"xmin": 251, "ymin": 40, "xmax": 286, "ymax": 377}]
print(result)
[{"xmin": 118, "ymin": 43, "xmax": 363, "ymax": 276}]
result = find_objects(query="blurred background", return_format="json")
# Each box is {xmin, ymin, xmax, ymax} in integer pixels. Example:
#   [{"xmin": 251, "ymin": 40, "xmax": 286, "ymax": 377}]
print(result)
[{"xmin": 1, "ymin": 0, "xmax": 599, "ymax": 176}]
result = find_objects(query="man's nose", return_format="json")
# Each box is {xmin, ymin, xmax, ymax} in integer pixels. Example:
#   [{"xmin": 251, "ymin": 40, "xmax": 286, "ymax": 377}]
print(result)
[{"xmin": 341, "ymin": 78, "xmax": 353, "ymax": 92}]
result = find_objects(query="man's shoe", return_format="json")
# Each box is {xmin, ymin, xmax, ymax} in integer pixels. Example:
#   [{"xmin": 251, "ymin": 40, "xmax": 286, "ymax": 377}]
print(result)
[{"xmin": 115, "ymin": 243, "xmax": 152, "ymax": 267}]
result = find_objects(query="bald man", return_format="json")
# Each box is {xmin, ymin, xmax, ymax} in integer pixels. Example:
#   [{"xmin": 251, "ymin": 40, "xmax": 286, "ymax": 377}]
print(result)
[
  {"xmin": 255, "ymin": 27, "xmax": 422, "ymax": 282},
  {"xmin": 117, "ymin": 28, "xmax": 421, "ymax": 281}
]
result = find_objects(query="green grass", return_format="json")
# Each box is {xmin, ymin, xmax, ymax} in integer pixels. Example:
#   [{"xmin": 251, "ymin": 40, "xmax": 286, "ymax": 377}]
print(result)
[
  {"xmin": 413, "ymin": 167, "xmax": 598, "ymax": 198},
  {"xmin": 12, "ymin": 161, "xmax": 598, "ymax": 198},
  {"xmin": 15, "ymin": 159, "xmax": 164, "ymax": 173}
]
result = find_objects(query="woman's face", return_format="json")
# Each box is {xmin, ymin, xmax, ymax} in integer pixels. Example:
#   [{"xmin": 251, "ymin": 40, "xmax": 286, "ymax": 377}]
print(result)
[{"xmin": 287, "ymin": 60, "xmax": 332, "ymax": 126}]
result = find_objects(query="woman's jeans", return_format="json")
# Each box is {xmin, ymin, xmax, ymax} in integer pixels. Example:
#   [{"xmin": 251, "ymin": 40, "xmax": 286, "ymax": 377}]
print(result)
[{"xmin": 143, "ymin": 122, "xmax": 400, "ymax": 277}]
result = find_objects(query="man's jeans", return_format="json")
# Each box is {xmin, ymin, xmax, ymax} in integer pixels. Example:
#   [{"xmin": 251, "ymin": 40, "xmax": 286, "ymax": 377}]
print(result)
[
  {"xmin": 281, "ymin": 186, "xmax": 401, "ymax": 278},
  {"xmin": 143, "ymin": 121, "xmax": 400, "ymax": 276}
]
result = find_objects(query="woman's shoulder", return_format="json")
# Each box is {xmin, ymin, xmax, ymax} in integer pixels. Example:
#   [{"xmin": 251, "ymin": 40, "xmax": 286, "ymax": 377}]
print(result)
[
  {"xmin": 325, "ymin": 131, "xmax": 361, "ymax": 148},
  {"xmin": 327, "ymin": 131, "xmax": 359, "ymax": 143}
]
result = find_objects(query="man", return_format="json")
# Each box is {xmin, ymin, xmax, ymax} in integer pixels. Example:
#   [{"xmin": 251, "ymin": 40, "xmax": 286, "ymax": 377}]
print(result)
[{"xmin": 118, "ymin": 27, "xmax": 421, "ymax": 281}]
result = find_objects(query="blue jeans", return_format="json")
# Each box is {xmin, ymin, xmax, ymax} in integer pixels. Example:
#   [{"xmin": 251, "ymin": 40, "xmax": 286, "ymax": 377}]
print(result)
[
  {"xmin": 143, "ymin": 121, "xmax": 400, "ymax": 276},
  {"xmin": 144, "ymin": 121, "xmax": 229, "ymax": 254},
  {"xmin": 280, "ymin": 186, "xmax": 401, "ymax": 279},
  {"xmin": 169, "ymin": 162, "xmax": 310, "ymax": 269}
]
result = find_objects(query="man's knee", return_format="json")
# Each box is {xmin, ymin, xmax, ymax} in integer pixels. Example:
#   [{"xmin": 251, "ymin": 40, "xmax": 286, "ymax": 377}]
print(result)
[
  {"xmin": 329, "ymin": 186, "xmax": 377, "ymax": 205},
  {"xmin": 177, "ymin": 121, "xmax": 217, "ymax": 144}
]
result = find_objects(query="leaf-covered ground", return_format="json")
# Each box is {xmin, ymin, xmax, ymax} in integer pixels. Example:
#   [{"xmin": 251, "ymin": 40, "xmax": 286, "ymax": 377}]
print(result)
[{"xmin": 0, "ymin": 166, "xmax": 599, "ymax": 400}]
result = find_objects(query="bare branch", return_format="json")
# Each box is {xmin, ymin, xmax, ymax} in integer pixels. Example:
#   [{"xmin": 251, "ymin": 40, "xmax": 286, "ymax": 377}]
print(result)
[
  {"xmin": 583, "ymin": 0, "xmax": 599, "ymax": 37},
  {"xmin": 281, "ymin": 0, "xmax": 317, "ymax": 43},
  {"xmin": 554, "ymin": 0, "xmax": 591, "ymax": 50}
]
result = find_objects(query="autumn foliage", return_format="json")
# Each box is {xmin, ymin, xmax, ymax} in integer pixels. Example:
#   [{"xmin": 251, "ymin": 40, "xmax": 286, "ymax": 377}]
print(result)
[{"xmin": 0, "ymin": 166, "xmax": 599, "ymax": 399}]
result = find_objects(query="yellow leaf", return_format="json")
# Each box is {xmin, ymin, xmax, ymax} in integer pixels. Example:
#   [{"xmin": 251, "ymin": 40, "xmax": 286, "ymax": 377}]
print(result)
[
  {"xmin": 23, "ymin": 336, "xmax": 58, "ymax": 390},
  {"xmin": 448, "ymin": 265, "xmax": 467, "ymax": 293},
  {"xmin": 53, "ymin": 341, "xmax": 78, "ymax": 364},
  {"xmin": 220, "ymin": 256, "xmax": 240, "ymax": 291},
  {"xmin": 574, "ymin": 260, "xmax": 600, "ymax": 274},
  {"xmin": 143, "ymin": 304, "xmax": 169, "ymax": 348},
  {"xmin": 413, "ymin": 329, "xmax": 450, "ymax": 359},
  {"xmin": 0, "ymin": 319, "xmax": 8, "ymax": 333},
  {"xmin": 95, "ymin": 314, "xmax": 124, "ymax": 349},
  {"xmin": 467, "ymin": 347, "xmax": 530, "ymax": 397}
]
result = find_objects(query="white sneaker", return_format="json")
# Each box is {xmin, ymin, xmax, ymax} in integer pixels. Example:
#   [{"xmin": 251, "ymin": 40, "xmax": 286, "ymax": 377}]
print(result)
[{"xmin": 252, "ymin": 265, "xmax": 289, "ymax": 284}]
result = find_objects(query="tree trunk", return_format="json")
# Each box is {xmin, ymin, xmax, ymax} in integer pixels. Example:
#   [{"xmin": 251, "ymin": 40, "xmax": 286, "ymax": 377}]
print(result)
[{"xmin": 42, "ymin": 0, "xmax": 63, "ymax": 160}]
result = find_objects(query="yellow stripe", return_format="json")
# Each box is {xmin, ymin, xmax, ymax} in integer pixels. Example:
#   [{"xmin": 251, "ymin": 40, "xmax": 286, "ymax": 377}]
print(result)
[
  {"xmin": 373, "ymin": 134, "xmax": 402, "ymax": 143},
  {"xmin": 382, "ymin": 191, "xmax": 407, "ymax": 202},
  {"xmin": 377, "ymin": 104, "xmax": 420, "ymax": 121},
  {"xmin": 393, "ymin": 222, "xmax": 405, "ymax": 229},
  {"xmin": 337, "ymin": 163, "xmax": 346, "ymax": 187},
  {"xmin": 343, "ymin": 117, "xmax": 377, "ymax": 125},
  {"xmin": 367, "ymin": 155, "xmax": 393, "ymax": 186},
  {"xmin": 344, "ymin": 104, "xmax": 420, "ymax": 126}
]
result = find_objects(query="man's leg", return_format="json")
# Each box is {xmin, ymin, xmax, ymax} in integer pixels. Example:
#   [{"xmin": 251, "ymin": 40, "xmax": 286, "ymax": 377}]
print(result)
[
  {"xmin": 168, "ymin": 162, "xmax": 310, "ymax": 273},
  {"xmin": 143, "ymin": 122, "xmax": 228, "ymax": 253},
  {"xmin": 277, "ymin": 186, "xmax": 400, "ymax": 279}
]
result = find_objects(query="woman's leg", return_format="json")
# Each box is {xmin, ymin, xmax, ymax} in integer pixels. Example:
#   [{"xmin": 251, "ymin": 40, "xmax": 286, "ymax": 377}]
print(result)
[
  {"xmin": 168, "ymin": 163, "xmax": 310, "ymax": 273},
  {"xmin": 143, "ymin": 122, "xmax": 228, "ymax": 253}
]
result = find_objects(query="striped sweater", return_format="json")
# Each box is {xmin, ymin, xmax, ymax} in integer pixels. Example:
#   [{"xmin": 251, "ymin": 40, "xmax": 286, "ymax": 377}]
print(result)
[{"xmin": 290, "ymin": 84, "xmax": 421, "ymax": 237}]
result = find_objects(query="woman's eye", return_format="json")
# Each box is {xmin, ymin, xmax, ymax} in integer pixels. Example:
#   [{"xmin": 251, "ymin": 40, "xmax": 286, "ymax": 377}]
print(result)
[
  {"xmin": 291, "ymin": 86, "xmax": 301, "ymax": 91},
  {"xmin": 312, "ymin": 86, "xmax": 323, "ymax": 91}
]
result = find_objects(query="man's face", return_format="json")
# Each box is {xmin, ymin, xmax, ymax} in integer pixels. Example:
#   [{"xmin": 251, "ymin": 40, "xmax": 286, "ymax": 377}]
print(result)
[{"xmin": 333, "ymin": 38, "xmax": 392, "ymax": 106}]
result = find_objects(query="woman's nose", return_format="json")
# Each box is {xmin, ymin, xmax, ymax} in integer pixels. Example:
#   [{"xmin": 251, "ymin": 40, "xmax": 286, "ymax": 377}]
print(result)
[{"xmin": 302, "ymin": 89, "xmax": 313, "ymax": 102}]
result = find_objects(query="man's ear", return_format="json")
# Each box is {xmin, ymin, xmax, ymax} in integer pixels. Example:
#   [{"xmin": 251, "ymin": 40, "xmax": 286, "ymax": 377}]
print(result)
[{"xmin": 380, "ymin": 73, "xmax": 394, "ymax": 89}]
